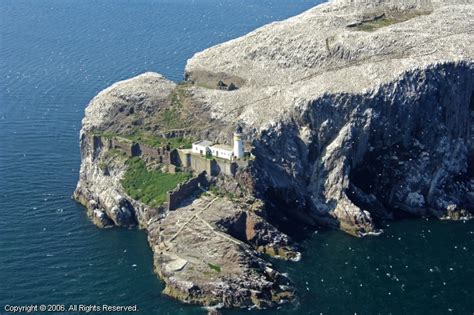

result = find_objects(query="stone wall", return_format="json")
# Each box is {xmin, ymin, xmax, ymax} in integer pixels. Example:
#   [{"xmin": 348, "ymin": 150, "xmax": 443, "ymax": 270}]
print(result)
[
  {"xmin": 109, "ymin": 138, "xmax": 139, "ymax": 157},
  {"xmin": 167, "ymin": 172, "xmax": 208, "ymax": 211},
  {"xmin": 139, "ymin": 143, "xmax": 171, "ymax": 164},
  {"xmin": 213, "ymin": 158, "xmax": 239, "ymax": 176},
  {"xmin": 173, "ymin": 150, "xmax": 243, "ymax": 177},
  {"xmin": 101, "ymin": 135, "xmax": 246, "ymax": 178},
  {"xmin": 190, "ymin": 155, "xmax": 214, "ymax": 175},
  {"xmin": 104, "ymin": 136, "xmax": 173, "ymax": 162}
]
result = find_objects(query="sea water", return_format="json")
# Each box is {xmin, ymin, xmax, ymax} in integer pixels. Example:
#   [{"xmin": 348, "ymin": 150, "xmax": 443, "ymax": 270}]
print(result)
[{"xmin": 1, "ymin": 1, "xmax": 472, "ymax": 314}]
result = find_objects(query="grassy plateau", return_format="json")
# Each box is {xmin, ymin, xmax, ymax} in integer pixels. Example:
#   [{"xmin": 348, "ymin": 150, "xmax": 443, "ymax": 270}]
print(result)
[{"xmin": 121, "ymin": 157, "xmax": 192, "ymax": 207}]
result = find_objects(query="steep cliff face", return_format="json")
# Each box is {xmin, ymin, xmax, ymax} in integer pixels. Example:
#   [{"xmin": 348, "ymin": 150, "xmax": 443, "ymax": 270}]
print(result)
[
  {"xmin": 74, "ymin": 134, "xmax": 135, "ymax": 228},
  {"xmin": 184, "ymin": 0, "xmax": 474, "ymax": 234},
  {"xmin": 75, "ymin": 0, "xmax": 473, "ymax": 309},
  {"xmin": 247, "ymin": 62, "xmax": 473, "ymax": 235},
  {"xmin": 74, "ymin": 74, "xmax": 298, "ymax": 308},
  {"xmin": 74, "ymin": 73, "xmax": 176, "ymax": 228}
]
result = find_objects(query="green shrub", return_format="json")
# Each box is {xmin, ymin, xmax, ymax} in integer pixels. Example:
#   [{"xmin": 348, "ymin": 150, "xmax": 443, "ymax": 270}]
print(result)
[
  {"xmin": 161, "ymin": 108, "xmax": 181, "ymax": 129},
  {"xmin": 121, "ymin": 157, "xmax": 192, "ymax": 207},
  {"xmin": 207, "ymin": 263, "xmax": 221, "ymax": 273},
  {"xmin": 356, "ymin": 18, "xmax": 398, "ymax": 31},
  {"xmin": 103, "ymin": 148, "xmax": 127, "ymax": 160},
  {"xmin": 167, "ymin": 137, "xmax": 193, "ymax": 149},
  {"xmin": 209, "ymin": 184, "xmax": 220, "ymax": 195},
  {"xmin": 93, "ymin": 130, "xmax": 193, "ymax": 150}
]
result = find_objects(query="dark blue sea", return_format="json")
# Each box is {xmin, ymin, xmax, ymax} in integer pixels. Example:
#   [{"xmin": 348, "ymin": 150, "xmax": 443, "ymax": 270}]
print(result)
[{"xmin": 0, "ymin": 0, "xmax": 472, "ymax": 314}]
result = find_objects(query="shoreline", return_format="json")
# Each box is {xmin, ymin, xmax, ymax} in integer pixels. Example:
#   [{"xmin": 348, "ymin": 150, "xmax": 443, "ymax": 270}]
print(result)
[{"xmin": 74, "ymin": 0, "xmax": 473, "ymax": 309}]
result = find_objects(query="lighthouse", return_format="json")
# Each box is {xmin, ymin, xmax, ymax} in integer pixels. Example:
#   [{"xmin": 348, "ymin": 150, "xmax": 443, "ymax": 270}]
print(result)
[{"xmin": 233, "ymin": 125, "xmax": 244, "ymax": 159}]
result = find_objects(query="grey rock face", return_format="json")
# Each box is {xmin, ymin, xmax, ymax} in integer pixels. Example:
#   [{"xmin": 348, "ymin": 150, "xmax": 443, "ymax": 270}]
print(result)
[
  {"xmin": 148, "ymin": 196, "xmax": 296, "ymax": 308},
  {"xmin": 74, "ymin": 0, "xmax": 473, "ymax": 309},
  {"xmin": 184, "ymin": 0, "xmax": 473, "ymax": 234},
  {"xmin": 73, "ymin": 134, "xmax": 138, "ymax": 228},
  {"xmin": 247, "ymin": 62, "xmax": 473, "ymax": 234},
  {"xmin": 82, "ymin": 72, "xmax": 175, "ymax": 134},
  {"xmin": 74, "ymin": 73, "xmax": 176, "ymax": 228},
  {"xmin": 74, "ymin": 74, "xmax": 298, "ymax": 308}
]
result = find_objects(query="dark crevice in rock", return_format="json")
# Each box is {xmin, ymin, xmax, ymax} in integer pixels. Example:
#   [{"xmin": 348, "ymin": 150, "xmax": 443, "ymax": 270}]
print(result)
[
  {"xmin": 262, "ymin": 188, "xmax": 315, "ymax": 240},
  {"xmin": 242, "ymin": 62, "xmax": 473, "ymax": 236}
]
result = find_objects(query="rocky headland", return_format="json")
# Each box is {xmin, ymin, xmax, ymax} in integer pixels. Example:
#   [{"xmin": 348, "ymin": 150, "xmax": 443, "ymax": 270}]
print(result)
[{"xmin": 74, "ymin": 0, "xmax": 473, "ymax": 310}]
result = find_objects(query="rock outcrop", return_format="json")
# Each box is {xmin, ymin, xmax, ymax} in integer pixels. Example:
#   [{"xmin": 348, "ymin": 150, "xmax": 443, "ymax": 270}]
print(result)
[
  {"xmin": 74, "ymin": 0, "xmax": 473, "ymax": 309},
  {"xmin": 148, "ymin": 196, "xmax": 296, "ymax": 308},
  {"xmin": 74, "ymin": 73, "xmax": 175, "ymax": 228},
  {"xmin": 185, "ymin": 0, "xmax": 474, "ymax": 234},
  {"xmin": 73, "ymin": 73, "xmax": 298, "ymax": 308}
]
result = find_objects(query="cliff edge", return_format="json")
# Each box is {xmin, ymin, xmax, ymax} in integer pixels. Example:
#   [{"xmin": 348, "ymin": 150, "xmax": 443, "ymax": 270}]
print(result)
[
  {"xmin": 185, "ymin": 0, "xmax": 473, "ymax": 234},
  {"xmin": 74, "ymin": 0, "xmax": 473, "ymax": 309}
]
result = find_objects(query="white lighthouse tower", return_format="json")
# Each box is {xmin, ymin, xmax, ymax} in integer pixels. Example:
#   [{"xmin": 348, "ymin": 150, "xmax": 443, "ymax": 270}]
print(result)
[{"xmin": 233, "ymin": 125, "xmax": 244, "ymax": 159}]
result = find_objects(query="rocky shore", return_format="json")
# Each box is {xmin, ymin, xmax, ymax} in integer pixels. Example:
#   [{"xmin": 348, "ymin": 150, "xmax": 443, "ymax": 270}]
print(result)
[{"xmin": 74, "ymin": 0, "xmax": 473, "ymax": 310}]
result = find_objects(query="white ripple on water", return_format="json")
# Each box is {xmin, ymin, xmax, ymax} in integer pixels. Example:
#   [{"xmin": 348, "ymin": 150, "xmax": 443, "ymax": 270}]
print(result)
[{"xmin": 2, "ymin": 1, "xmax": 473, "ymax": 313}]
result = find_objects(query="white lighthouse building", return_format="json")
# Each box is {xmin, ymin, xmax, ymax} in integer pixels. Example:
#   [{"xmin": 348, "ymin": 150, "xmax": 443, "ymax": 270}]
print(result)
[
  {"xmin": 191, "ymin": 125, "xmax": 245, "ymax": 160},
  {"xmin": 233, "ymin": 125, "xmax": 244, "ymax": 159}
]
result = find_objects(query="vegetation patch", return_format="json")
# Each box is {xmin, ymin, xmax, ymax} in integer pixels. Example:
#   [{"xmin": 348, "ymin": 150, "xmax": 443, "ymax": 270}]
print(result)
[
  {"xmin": 209, "ymin": 185, "xmax": 220, "ymax": 195},
  {"xmin": 208, "ymin": 184, "xmax": 237, "ymax": 201},
  {"xmin": 98, "ymin": 161, "xmax": 108, "ymax": 171},
  {"xmin": 355, "ymin": 17, "xmax": 400, "ymax": 31},
  {"xmin": 207, "ymin": 263, "xmax": 221, "ymax": 273},
  {"xmin": 352, "ymin": 11, "xmax": 432, "ymax": 32},
  {"xmin": 121, "ymin": 157, "xmax": 192, "ymax": 207},
  {"xmin": 196, "ymin": 82, "xmax": 215, "ymax": 89},
  {"xmin": 160, "ymin": 108, "xmax": 182, "ymax": 130},
  {"xmin": 125, "ymin": 131, "xmax": 193, "ymax": 149},
  {"xmin": 92, "ymin": 130, "xmax": 193, "ymax": 149},
  {"xmin": 156, "ymin": 83, "xmax": 192, "ymax": 130},
  {"xmin": 103, "ymin": 148, "xmax": 127, "ymax": 160},
  {"xmin": 98, "ymin": 149, "xmax": 127, "ymax": 170},
  {"xmin": 170, "ymin": 82, "xmax": 191, "ymax": 106},
  {"xmin": 92, "ymin": 130, "xmax": 116, "ymax": 139}
]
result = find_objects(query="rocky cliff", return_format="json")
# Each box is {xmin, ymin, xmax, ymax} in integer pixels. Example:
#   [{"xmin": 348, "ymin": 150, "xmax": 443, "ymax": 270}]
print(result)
[
  {"xmin": 185, "ymin": 0, "xmax": 474, "ymax": 234},
  {"xmin": 74, "ymin": 73, "xmax": 298, "ymax": 308},
  {"xmin": 74, "ymin": 0, "xmax": 473, "ymax": 310}
]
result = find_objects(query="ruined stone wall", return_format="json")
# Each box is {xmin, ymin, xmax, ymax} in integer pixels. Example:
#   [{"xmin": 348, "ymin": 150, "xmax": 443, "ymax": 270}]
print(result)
[
  {"xmin": 138, "ymin": 143, "xmax": 171, "ymax": 164},
  {"xmin": 103, "ymin": 135, "xmax": 244, "ymax": 178},
  {"xmin": 110, "ymin": 138, "xmax": 137, "ymax": 156},
  {"xmin": 173, "ymin": 150, "xmax": 244, "ymax": 177},
  {"xmin": 139, "ymin": 143, "xmax": 162, "ymax": 160},
  {"xmin": 171, "ymin": 149, "xmax": 185, "ymax": 167},
  {"xmin": 167, "ymin": 172, "xmax": 208, "ymax": 210},
  {"xmin": 105, "ymin": 137, "xmax": 173, "ymax": 162}
]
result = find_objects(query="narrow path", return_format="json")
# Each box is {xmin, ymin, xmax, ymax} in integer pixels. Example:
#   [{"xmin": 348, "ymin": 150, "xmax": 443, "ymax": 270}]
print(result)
[
  {"xmin": 164, "ymin": 188, "xmax": 244, "ymax": 249},
  {"xmin": 166, "ymin": 196, "xmax": 219, "ymax": 244},
  {"xmin": 195, "ymin": 214, "xmax": 243, "ymax": 246}
]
